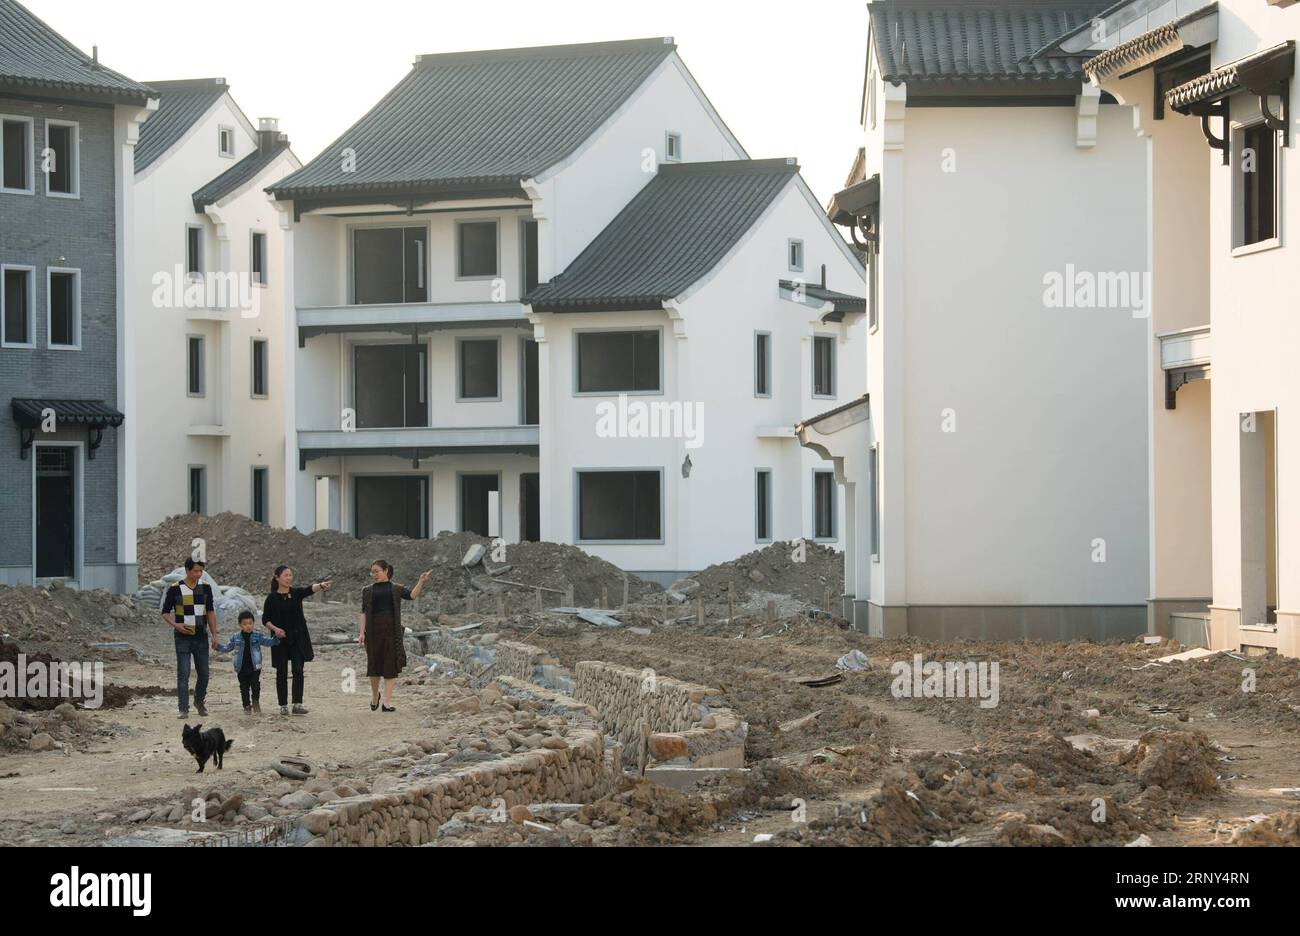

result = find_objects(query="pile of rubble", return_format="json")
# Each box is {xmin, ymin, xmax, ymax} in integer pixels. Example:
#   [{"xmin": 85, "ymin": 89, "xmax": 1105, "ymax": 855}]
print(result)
[
  {"xmin": 137, "ymin": 513, "xmax": 660, "ymax": 607},
  {"xmin": 0, "ymin": 582, "xmax": 156, "ymax": 653}
]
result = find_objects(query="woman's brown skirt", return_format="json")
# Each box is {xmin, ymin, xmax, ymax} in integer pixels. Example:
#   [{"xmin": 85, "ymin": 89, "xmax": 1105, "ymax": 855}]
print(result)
[{"xmin": 365, "ymin": 610, "xmax": 406, "ymax": 678}]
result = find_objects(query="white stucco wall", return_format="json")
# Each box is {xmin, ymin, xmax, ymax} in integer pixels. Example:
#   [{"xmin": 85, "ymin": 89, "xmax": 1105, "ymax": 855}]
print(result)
[
  {"xmin": 133, "ymin": 93, "xmax": 298, "ymax": 527},
  {"xmin": 877, "ymin": 102, "xmax": 1150, "ymax": 606}
]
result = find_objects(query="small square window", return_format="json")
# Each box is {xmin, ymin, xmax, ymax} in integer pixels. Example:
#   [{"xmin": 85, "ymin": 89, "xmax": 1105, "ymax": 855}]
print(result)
[
  {"xmin": 458, "ymin": 337, "xmax": 500, "ymax": 400},
  {"xmin": 788, "ymin": 239, "xmax": 804, "ymax": 272},
  {"xmin": 218, "ymin": 126, "xmax": 235, "ymax": 158},
  {"xmin": 665, "ymin": 131, "xmax": 682, "ymax": 162},
  {"xmin": 457, "ymin": 220, "xmax": 498, "ymax": 278}
]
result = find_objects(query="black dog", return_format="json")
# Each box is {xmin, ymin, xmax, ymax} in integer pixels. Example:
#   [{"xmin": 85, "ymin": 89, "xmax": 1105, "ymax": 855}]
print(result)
[{"xmin": 181, "ymin": 724, "xmax": 233, "ymax": 773}]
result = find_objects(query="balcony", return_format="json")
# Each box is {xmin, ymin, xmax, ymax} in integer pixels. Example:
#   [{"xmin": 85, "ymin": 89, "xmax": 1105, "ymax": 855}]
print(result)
[
  {"xmin": 296, "ymin": 300, "xmax": 529, "ymax": 345},
  {"xmin": 297, "ymin": 425, "xmax": 539, "ymax": 468},
  {"xmin": 1157, "ymin": 325, "xmax": 1210, "ymax": 409}
]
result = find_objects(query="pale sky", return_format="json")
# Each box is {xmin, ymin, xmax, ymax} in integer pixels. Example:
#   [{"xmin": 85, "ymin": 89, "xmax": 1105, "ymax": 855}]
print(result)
[{"xmin": 24, "ymin": 0, "xmax": 868, "ymax": 204}]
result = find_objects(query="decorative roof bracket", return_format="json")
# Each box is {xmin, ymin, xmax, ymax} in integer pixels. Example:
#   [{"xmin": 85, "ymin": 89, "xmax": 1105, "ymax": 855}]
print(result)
[
  {"xmin": 1195, "ymin": 100, "xmax": 1230, "ymax": 164},
  {"xmin": 1253, "ymin": 80, "xmax": 1291, "ymax": 147}
]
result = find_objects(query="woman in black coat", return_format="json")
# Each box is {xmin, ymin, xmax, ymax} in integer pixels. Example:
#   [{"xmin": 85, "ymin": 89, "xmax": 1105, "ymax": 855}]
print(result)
[
  {"xmin": 359, "ymin": 560, "xmax": 429, "ymax": 712},
  {"xmin": 263, "ymin": 566, "xmax": 331, "ymax": 716}
]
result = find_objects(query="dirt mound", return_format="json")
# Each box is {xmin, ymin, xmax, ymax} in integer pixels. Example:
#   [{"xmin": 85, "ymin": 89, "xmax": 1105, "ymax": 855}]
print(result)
[
  {"xmin": 1122, "ymin": 729, "xmax": 1220, "ymax": 796},
  {"xmin": 137, "ymin": 513, "xmax": 661, "ymax": 608},
  {"xmin": 0, "ymin": 583, "xmax": 156, "ymax": 653},
  {"xmin": 1230, "ymin": 812, "xmax": 1300, "ymax": 846},
  {"xmin": 0, "ymin": 640, "xmax": 170, "ymax": 712},
  {"xmin": 675, "ymin": 540, "xmax": 844, "ymax": 609}
]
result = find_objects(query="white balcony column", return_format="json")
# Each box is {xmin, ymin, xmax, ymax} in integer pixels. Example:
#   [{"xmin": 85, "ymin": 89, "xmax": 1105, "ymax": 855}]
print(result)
[
  {"xmin": 206, "ymin": 206, "xmax": 234, "ymax": 513},
  {"xmin": 273, "ymin": 199, "xmax": 298, "ymax": 529}
]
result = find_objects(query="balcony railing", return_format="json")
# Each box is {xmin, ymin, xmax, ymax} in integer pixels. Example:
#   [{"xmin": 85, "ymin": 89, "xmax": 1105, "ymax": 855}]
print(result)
[
  {"xmin": 296, "ymin": 425, "xmax": 538, "ymax": 468},
  {"xmin": 296, "ymin": 301, "xmax": 529, "ymax": 345}
]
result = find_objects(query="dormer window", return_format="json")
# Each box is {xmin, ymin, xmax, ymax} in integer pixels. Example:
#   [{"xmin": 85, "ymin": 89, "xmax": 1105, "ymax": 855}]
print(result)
[
  {"xmin": 665, "ymin": 131, "xmax": 682, "ymax": 162},
  {"xmin": 218, "ymin": 126, "xmax": 235, "ymax": 158}
]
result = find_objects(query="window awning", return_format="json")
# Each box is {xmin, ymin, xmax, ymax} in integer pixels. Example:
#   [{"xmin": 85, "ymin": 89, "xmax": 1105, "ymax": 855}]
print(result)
[
  {"xmin": 1083, "ymin": 4, "xmax": 1219, "ymax": 85},
  {"xmin": 1166, "ymin": 40, "xmax": 1294, "ymax": 159},
  {"xmin": 828, "ymin": 174, "xmax": 879, "ymax": 253},
  {"xmin": 11, "ymin": 398, "xmax": 124, "ymax": 460}
]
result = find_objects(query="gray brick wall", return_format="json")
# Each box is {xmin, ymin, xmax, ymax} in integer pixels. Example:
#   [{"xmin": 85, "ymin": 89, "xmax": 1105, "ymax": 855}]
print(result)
[{"xmin": 0, "ymin": 96, "xmax": 120, "ymax": 573}]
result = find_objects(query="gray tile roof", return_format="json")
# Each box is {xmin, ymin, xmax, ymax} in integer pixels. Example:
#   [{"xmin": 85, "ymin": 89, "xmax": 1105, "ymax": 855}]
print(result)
[
  {"xmin": 271, "ymin": 38, "xmax": 678, "ymax": 202},
  {"xmin": 0, "ymin": 0, "xmax": 152, "ymax": 104},
  {"xmin": 135, "ymin": 78, "xmax": 230, "ymax": 173},
  {"xmin": 193, "ymin": 136, "xmax": 292, "ymax": 212},
  {"xmin": 525, "ymin": 158, "xmax": 799, "ymax": 314},
  {"xmin": 869, "ymin": 0, "xmax": 1110, "ymax": 84},
  {"xmin": 11, "ymin": 398, "xmax": 124, "ymax": 427}
]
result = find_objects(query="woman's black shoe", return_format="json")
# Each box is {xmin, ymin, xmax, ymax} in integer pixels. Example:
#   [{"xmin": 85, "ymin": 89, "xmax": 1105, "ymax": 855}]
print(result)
[
  {"xmin": 382, "ymin": 704, "xmax": 395, "ymax": 713},
  {"xmin": 370, "ymin": 698, "xmax": 380, "ymax": 711}
]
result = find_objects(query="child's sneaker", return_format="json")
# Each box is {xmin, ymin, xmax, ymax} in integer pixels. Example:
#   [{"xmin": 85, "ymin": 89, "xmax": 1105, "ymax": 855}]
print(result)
[
  {"xmin": 279, "ymin": 705, "xmax": 289, "ymax": 716},
  {"xmin": 243, "ymin": 704, "xmax": 252, "ymax": 715}
]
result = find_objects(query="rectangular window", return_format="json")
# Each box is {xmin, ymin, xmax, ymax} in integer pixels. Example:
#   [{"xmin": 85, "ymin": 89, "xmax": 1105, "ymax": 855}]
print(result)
[
  {"xmin": 48, "ymin": 269, "xmax": 79, "ymax": 348},
  {"xmin": 218, "ymin": 126, "xmax": 235, "ymax": 158},
  {"xmin": 814, "ymin": 470, "xmax": 836, "ymax": 540},
  {"xmin": 353, "ymin": 344, "xmax": 427, "ymax": 428},
  {"xmin": 186, "ymin": 226, "xmax": 203, "ymax": 276},
  {"xmin": 788, "ymin": 238, "xmax": 804, "ymax": 272},
  {"xmin": 457, "ymin": 220, "xmax": 498, "ymax": 278},
  {"xmin": 577, "ymin": 470, "xmax": 662, "ymax": 542},
  {"xmin": 2, "ymin": 116, "xmax": 33, "ymax": 192},
  {"xmin": 251, "ymin": 467, "xmax": 268, "ymax": 524},
  {"xmin": 354, "ymin": 476, "xmax": 428, "ymax": 540},
  {"xmin": 251, "ymin": 338, "xmax": 268, "ymax": 398},
  {"xmin": 45, "ymin": 121, "xmax": 77, "ymax": 196},
  {"xmin": 458, "ymin": 337, "xmax": 500, "ymax": 400},
  {"xmin": 1238, "ymin": 124, "xmax": 1278, "ymax": 248},
  {"xmin": 522, "ymin": 220, "xmax": 539, "ymax": 294},
  {"xmin": 755, "ymin": 469, "xmax": 772, "ymax": 542},
  {"xmin": 754, "ymin": 331, "xmax": 771, "ymax": 397},
  {"xmin": 187, "ymin": 336, "xmax": 204, "ymax": 396},
  {"xmin": 665, "ymin": 131, "xmax": 682, "ymax": 162},
  {"xmin": 352, "ymin": 226, "xmax": 426, "ymax": 304},
  {"xmin": 869, "ymin": 446, "xmax": 880, "ymax": 558},
  {"xmin": 576, "ymin": 330, "xmax": 660, "ymax": 394},
  {"xmin": 251, "ymin": 231, "xmax": 267, "ymax": 285},
  {"xmin": 2, "ymin": 266, "xmax": 33, "ymax": 346},
  {"xmin": 813, "ymin": 335, "xmax": 835, "ymax": 397},
  {"xmin": 459, "ymin": 473, "xmax": 500, "ymax": 536},
  {"xmin": 188, "ymin": 466, "xmax": 207, "ymax": 515}
]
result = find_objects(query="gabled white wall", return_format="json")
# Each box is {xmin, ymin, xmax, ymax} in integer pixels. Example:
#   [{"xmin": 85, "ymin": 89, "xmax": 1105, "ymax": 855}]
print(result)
[
  {"xmin": 133, "ymin": 92, "xmax": 299, "ymax": 527},
  {"xmin": 533, "ymin": 176, "xmax": 865, "ymax": 574},
  {"xmin": 528, "ymin": 54, "xmax": 746, "ymax": 282}
]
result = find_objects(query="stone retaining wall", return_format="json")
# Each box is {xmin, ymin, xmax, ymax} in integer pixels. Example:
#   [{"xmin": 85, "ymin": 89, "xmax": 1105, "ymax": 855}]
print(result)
[
  {"xmin": 573, "ymin": 661, "xmax": 747, "ymax": 768},
  {"xmin": 301, "ymin": 678, "xmax": 622, "ymax": 846}
]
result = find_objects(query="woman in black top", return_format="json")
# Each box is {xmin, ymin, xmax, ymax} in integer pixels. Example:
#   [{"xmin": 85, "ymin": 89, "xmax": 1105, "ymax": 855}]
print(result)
[
  {"xmin": 263, "ymin": 566, "xmax": 332, "ymax": 716},
  {"xmin": 359, "ymin": 560, "xmax": 429, "ymax": 712}
]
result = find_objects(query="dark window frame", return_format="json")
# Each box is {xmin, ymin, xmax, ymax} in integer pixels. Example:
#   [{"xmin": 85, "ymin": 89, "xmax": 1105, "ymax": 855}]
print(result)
[
  {"xmin": 251, "ymin": 337, "xmax": 269, "ymax": 399},
  {"xmin": 575, "ymin": 469, "xmax": 664, "ymax": 543},
  {"xmin": 187, "ymin": 335, "xmax": 205, "ymax": 396},
  {"xmin": 250, "ymin": 230, "xmax": 268, "ymax": 286},
  {"xmin": 251, "ymin": 466, "xmax": 268, "ymax": 523},
  {"xmin": 47, "ymin": 267, "xmax": 80, "ymax": 349},
  {"xmin": 812, "ymin": 334, "xmax": 836, "ymax": 398},
  {"xmin": 2, "ymin": 264, "xmax": 35, "ymax": 348},
  {"xmin": 755, "ymin": 468, "xmax": 773, "ymax": 542},
  {"xmin": 813, "ymin": 469, "xmax": 836, "ymax": 541},
  {"xmin": 456, "ymin": 336, "xmax": 501, "ymax": 401},
  {"xmin": 1, "ymin": 115, "xmax": 34, "ymax": 193},
  {"xmin": 574, "ymin": 328, "xmax": 663, "ymax": 395},
  {"xmin": 186, "ymin": 225, "xmax": 203, "ymax": 277},
  {"xmin": 754, "ymin": 331, "xmax": 771, "ymax": 397},
  {"xmin": 44, "ymin": 119, "xmax": 78, "ymax": 197},
  {"xmin": 456, "ymin": 219, "xmax": 500, "ymax": 280},
  {"xmin": 1236, "ymin": 122, "xmax": 1280, "ymax": 250},
  {"xmin": 188, "ymin": 465, "xmax": 207, "ymax": 515},
  {"xmin": 349, "ymin": 223, "xmax": 428, "ymax": 305}
]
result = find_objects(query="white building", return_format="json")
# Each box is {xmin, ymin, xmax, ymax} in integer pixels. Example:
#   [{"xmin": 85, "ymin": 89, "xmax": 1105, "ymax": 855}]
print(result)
[
  {"xmin": 1060, "ymin": 0, "xmax": 1297, "ymax": 657},
  {"xmin": 805, "ymin": 0, "xmax": 1153, "ymax": 639},
  {"xmin": 132, "ymin": 78, "xmax": 300, "ymax": 527},
  {"xmin": 269, "ymin": 38, "xmax": 863, "ymax": 581}
]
